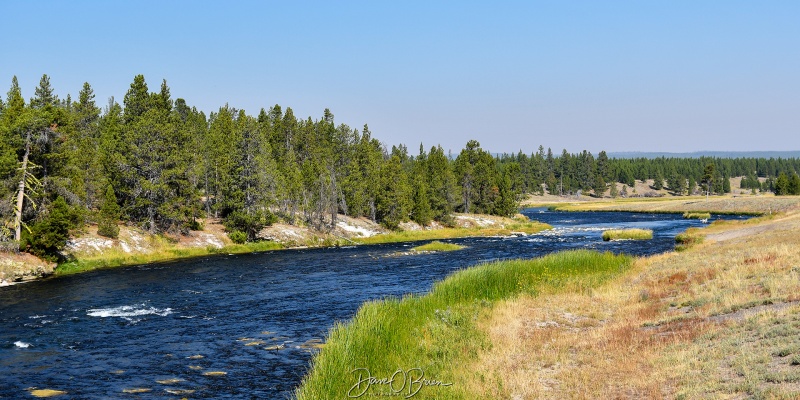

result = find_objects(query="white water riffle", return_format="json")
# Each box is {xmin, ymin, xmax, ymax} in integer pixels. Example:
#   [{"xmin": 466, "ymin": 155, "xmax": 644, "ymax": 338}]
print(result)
[{"xmin": 87, "ymin": 304, "xmax": 173, "ymax": 322}]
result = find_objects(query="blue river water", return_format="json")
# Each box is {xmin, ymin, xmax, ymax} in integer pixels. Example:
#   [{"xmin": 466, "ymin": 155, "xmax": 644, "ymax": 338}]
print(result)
[{"xmin": 0, "ymin": 209, "xmax": 747, "ymax": 398}]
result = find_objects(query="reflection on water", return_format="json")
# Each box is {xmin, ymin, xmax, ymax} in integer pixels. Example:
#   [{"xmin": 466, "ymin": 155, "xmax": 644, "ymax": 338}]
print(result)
[{"xmin": 0, "ymin": 209, "xmax": 747, "ymax": 398}]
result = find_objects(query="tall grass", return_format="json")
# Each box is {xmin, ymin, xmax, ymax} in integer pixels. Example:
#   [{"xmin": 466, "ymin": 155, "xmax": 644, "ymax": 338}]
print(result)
[
  {"xmin": 295, "ymin": 250, "xmax": 632, "ymax": 400},
  {"xmin": 674, "ymin": 228, "xmax": 704, "ymax": 251},
  {"xmin": 601, "ymin": 229, "xmax": 653, "ymax": 241},
  {"xmin": 683, "ymin": 212, "xmax": 711, "ymax": 220},
  {"xmin": 410, "ymin": 241, "xmax": 464, "ymax": 252},
  {"xmin": 56, "ymin": 241, "xmax": 283, "ymax": 275}
]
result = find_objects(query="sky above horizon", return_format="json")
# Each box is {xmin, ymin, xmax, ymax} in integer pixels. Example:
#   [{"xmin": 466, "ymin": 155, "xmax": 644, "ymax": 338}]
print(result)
[{"xmin": 1, "ymin": 1, "xmax": 798, "ymax": 154}]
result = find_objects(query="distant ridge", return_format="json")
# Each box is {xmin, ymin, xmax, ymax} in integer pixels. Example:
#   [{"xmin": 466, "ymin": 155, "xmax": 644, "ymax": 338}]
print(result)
[{"xmin": 607, "ymin": 151, "xmax": 800, "ymax": 159}]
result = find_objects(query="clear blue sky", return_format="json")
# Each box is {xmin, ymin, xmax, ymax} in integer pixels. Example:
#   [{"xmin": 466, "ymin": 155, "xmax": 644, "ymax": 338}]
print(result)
[{"xmin": 1, "ymin": 1, "xmax": 798, "ymax": 154}]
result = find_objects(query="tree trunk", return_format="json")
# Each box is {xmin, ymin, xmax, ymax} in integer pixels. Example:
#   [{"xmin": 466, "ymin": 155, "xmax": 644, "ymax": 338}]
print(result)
[{"xmin": 13, "ymin": 133, "xmax": 31, "ymax": 242}]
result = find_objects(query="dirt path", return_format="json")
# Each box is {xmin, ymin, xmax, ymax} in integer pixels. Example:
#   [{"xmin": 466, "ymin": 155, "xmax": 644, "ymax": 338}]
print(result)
[{"xmin": 705, "ymin": 224, "xmax": 772, "ymax": 242}]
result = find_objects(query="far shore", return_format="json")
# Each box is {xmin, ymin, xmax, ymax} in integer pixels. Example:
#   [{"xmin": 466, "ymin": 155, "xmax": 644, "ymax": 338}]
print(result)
[
  {"xmin": 4, "ymin": 195, "xmax": 795, "ymax": 286},
  {"xmin": 0, "ymin": 212, "xmax": 551, "ymax": 285}
]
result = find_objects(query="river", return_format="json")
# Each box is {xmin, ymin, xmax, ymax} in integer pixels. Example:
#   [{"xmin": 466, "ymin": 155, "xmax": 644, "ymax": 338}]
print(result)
[{"xmin": 0, "ymin": 209, "xmax": 747, "ymax": 398}]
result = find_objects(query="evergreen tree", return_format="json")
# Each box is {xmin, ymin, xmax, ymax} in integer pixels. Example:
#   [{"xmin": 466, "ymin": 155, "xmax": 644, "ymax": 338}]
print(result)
[
  {"xmin": 375, "ymin": 155, "xmax": 410, "ymax": 229},
  {"xmin": 545, "ymin": 172, "xmax": 558, "ymax": 195},
  {"xmin": 653, "ymin": 170, "xmax": 664, "ymax": 190},
  {"xmin": 592, "ymin": 175, "xmax": 606, "ymax": 197},
  {"xmin": 426, "ymin": 145, "xmax": 457, "ymax": 224},
  {"xmin": 410, "ymin": 147, "xmax": 432, "ymax": 225},
  {"xmin": 789, "ymin": 174, "xmax": 800, "ymax": 195},
  {"xmin": 118, "ymin": 77, "xmax": 197, "ymax": 233},
  {"xmin": 687, "ymin": 176, "xmax": 697, "ymax": 195},
  {"xmin": 123, "ymin": 75, "xmax": 150, "ymax": 123},
  {"xmin": 702, "ymin": 164, "xmax": 715, "ymax": 198},
  {"xmin": 97, "ymin": 185, "xmax": 120, "ymax": 238},
  {"xmin": 494, "ymin": 171, "xmax": 518, "ymax": 216},
  {"xmin": 609, "ymin": 182, "xmax": 619, "ymax": 198},
  {"xmin": 774, "ymin": 173, "xmax": 789, "ymax": 195}
]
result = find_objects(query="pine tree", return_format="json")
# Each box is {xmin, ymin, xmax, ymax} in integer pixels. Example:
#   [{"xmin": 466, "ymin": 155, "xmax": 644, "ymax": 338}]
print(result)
[
  {"xmin": 375, "ymin": 155, "xmax": 410, "ymax": 229},
  {"xmin": 494, "ymin": 171, "xmax": 518, "ymax": 217},
  {"xmin": 63, "ymin": 82, "xmax": 104, "ymax": 209},
  {"xmin": 123, "ymin": 75, "xmax": 150, "ymax": 123},
  {"xmin": 702, "ymin": 164, "xmax": 715, "ymax": 199},
  {"xmin": 653, "ymin": 170, "xmax": 664, "ymax": 190},
  {"xmin": 545, "ymin": 172, "xmax": 558, "ymax": 195},
  {"xmin": 592, "ymin": 175, "xmax": 606, "ymax": 197},
  {"xmin": 97, "ymin": 185, "xmax": 120, "ymax": 238},
  {"xmin": 410, "ymin": 147, "xmax": 432, "ymax": 225},
  {"xmin": 774, "ymin": 172, "xmax": 789, "ymax": 195},
  {"xmin": 118, "ymin": 77, "xmax": 197, "ymax": 233},
  {"xmin": 609, "ymin": 182, "xmax": 619, "ymax": 198},
  {"xmin": 790, "ymin": 174, "xmax": 800, "ymax": 195},
  {"xmin": 427, "ymin": 145, "xmax": 457, "ymax": 224}
]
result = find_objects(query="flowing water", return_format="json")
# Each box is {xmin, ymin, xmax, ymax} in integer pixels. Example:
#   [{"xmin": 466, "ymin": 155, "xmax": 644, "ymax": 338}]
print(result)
[{"xmin": 0, "ymin": 209, "xmax": 747, "ymax": 398}]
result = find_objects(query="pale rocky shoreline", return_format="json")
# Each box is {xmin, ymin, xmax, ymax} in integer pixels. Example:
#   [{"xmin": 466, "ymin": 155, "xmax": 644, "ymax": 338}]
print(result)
[{"xmin": 1, "ymin": 212, "xmax": 532, "ymax": 287}]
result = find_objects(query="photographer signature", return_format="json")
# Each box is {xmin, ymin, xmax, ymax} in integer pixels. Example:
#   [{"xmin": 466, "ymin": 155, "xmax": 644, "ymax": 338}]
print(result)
[{"xmin": 347, "ymin": 368, "xmax": 453, "ymax": 398}]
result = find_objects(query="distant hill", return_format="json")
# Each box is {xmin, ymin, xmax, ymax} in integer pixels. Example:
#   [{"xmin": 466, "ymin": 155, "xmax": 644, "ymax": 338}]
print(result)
[{"xmin": 607, "ymin": 151, "xmax": 800, "ymax": 159}]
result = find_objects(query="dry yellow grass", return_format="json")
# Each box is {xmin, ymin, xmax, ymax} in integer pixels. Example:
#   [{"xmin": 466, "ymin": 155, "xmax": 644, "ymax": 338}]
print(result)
[
  {"xmin": 468, "ymin": 197, "xmax": 800, "ymax": 399},
  {"xmin": 542, "ymin": 194, "xmax": 800, "ymax": 215}
]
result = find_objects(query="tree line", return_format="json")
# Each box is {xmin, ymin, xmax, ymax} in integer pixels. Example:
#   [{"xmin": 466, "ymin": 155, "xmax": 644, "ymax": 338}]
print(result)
[{"xmin": 1, "ymin": 75, "xmax": 798, "ymax": 259}]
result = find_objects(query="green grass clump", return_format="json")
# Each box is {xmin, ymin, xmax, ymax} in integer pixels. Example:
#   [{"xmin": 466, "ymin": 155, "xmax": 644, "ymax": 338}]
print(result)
[
  {"xmin": 410, "ymin": 241, "xmax": 465, "ymax": 252},
  {"xmin": 295, "ymin": 250, "xmax": 632, "ymax": 400},
  {"xmin": 683, "ymin": 212, "xmax": 712, "ymax": 220},
  {"xmin": 56, "ymin": 241, "xmax": 282, "ymax": 275},
  {"xmin": 675, "ymin": 228, "xmax": 704, "ymax": 251},
  {"xmin": 601, "ymin": 229, "xmax": 653, "ymax": 241}
]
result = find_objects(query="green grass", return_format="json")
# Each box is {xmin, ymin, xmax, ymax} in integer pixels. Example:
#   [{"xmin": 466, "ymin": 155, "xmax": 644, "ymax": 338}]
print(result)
[
  {"xmin": 295, "ymin": 250, "xmax": 632, "ymax": 400},
  {"xmin": 355, "ymin": 222, "xmax": 550, "ymax": 245},
  {"xmin": 601, "ymin": 229, "xmax": 653, "ymax": 241},
  {"xmin": 410, "ymin": 241, "xmax": 465, "ymax": 252},
  {"xmin": 56, "ymin": 241, "xmax": 283, "ymax": 275},
  {"xmin": 683, "ymin": 212, "xmax": 711, "ymax": 220}
]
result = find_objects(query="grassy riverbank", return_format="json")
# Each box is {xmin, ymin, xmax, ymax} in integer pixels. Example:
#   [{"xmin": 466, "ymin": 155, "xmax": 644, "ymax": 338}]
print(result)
[
  {"xmin": 298, "ymin": 196, "xmax": 800, "ymax": 398},
  {"xmin": 539, "ymin": 194, "xmax": 795, "ymax": 215},
  {"xmin": 295, "ymin": 250, "xmax": 632, "ymax": 399},
  {"xmin": 56, "ymin": 241, "xmax": 283, "ymax": 276},
  {"xmin": 472, "ymin": 196, "xmax": 800, "ymax": 398}
]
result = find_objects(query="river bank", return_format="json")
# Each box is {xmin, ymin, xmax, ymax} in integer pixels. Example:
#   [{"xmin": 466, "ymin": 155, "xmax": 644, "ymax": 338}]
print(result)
[
  {"xmin": 526, "ymin": 193, "xmax": 796, "ymax": 215},
  {"xmin": 1, "ymin": 212, "xmax": 550, "ymax": 282},
  {"xmin": 296, "ymin": 196, "xmax": 800, "ymax": 399}
]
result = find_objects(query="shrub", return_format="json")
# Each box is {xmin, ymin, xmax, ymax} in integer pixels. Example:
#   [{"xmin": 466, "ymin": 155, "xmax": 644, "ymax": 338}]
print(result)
[
  {"xmin": 224, "ymin": 209, "xmax": 277, "ymax": 241},
  {"xmin": 97, "ymin": 218, "xmax": 120, "ymax": 239},
  {"xmin": 21, "ymin": 197, "xmax": 80, "ymax": 261},
  {"xmin": 228, "ymin": 230, "xmax": 247, "ymax": 244},
  {"xmin": 186, "ymin": 219, "xmax": 204, "ymax": 231}
]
